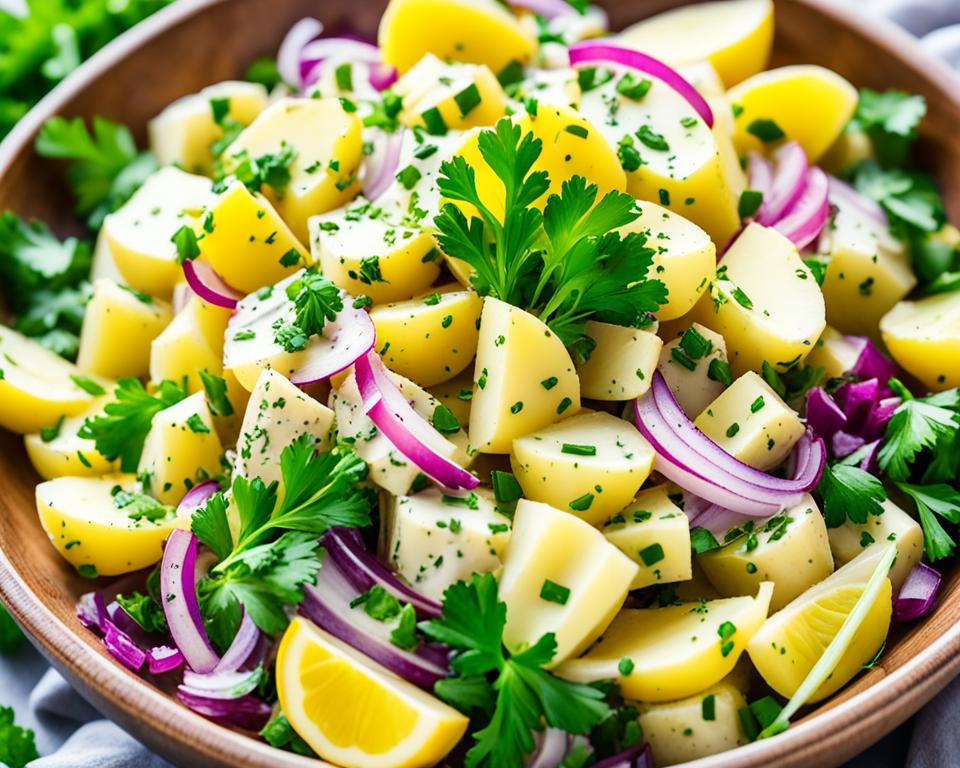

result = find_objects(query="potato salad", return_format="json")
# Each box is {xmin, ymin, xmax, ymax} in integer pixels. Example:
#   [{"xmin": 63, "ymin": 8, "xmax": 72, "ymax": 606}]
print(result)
[{"xmin": 3, "ymin": 0, "xmax": 960, "ymax": 765}]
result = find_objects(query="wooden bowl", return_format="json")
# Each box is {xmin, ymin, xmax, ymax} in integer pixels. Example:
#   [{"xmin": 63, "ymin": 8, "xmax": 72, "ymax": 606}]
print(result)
[{"xmin": 0, "ymin": 1, "xmax": 958, "ymax": 766}]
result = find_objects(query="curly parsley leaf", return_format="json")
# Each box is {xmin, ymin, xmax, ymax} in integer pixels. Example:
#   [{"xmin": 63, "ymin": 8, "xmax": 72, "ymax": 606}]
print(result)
[
  {"xmin": 849, "ymin": 89, "xmax": 926, "ymax": 168},
  {"xmin": 896, "ymin": 482, "xmax": 960, "ymax": 561},
  {"xmin": 0, "ymin": 706, "xmax": 39, "ymax": 768},
  {"xmin": 818, "ymin": 463, "xmax": 887, "ymax": 528}
]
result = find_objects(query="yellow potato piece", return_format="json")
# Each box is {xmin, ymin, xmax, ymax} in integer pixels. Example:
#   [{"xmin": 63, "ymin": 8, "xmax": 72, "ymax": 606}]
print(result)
[
  {"xmin": 77, "ymin": 279, "xmax": 172, "ymax": 380},
  {"xmin": 150, "ymin": 305, "xmax": 223, "ymax": 394},
  {"xmin": 0, "ymin": 326, "xmax": 101, "ymax": 434},
  {"xmin": 657, "ymin": 323, "xmax": 729, "ymax": 419},
  {"xmin": 619, "ymin": 0, "xmax": 774, "ymax": 88},
  {"xmin": 90, "ymin": 229, "xmax": 125, "ymax": 284},
  {"xmin": 104, "ymin": 167, "xmax": 214, "ymax": 299},
  {"xmin": 747, "ymin": 546, "xmax": 893, "ymax": 702},
  {"xmin": 576, "ymin": 320, "xmax": 662, "ymax": 401},
  {"xmin": 821, "ymin": 129, "xmax": 875, "ymax": 175},
  {"xmin": 469, "ymin": 298, "xmax": 580, "ymax": 454},
  {"xmin": 603, "ymin": 484, "xmax": 692, "ymax": 590},
  {"xmin": 137, "ymin": 392, "xmax": 224, "ymax": 505},
  {"xmin": 148, "ymin": 81, "xmax": 268, "ymax": 175},
  {"xmin": 199, "ymin": 181, "xmax": 309, "ymax": 294},
  {"xmin": 699, "ymin": 495, "xmax": 835, "ymax": 611},
  {"xmin": 556, "ymin": 582, "xmax": 773, "ymax": 702},
  {"xmin": 25, "ymin": 399, "xmax": 117, "ymax": 481},
  {"xmin": 371, "ymin": 285, "xmax": 483, "ymax": 387},
  {"xmin": 804, "ymin": 326, "xmax": 862, "ymax": 380},
  {"xmin": 36, "ymin": 474, "xmax": 189, "ymax": 576},
  {"xmin": 727, "ymin": 65, "xmax": 858, "ymax": 162},
  {"xmin": 622, "ymin": 202, "xmax": 716, "ymax": 321},
  {"xmin": 499, "ymin": 499, "xmax": 638, "ymax": 666},
  {"xmin": 511, "ymin": 411, "xmax": 655, "ymax": 526},
  {"xmin": 225, "ymin": 97, "xmax": 363, "ymax": 241},
  {"xmin": 881, "ymin": 291, "xmax": 960, "ymax": 391},
  {"xmin": 379, "ymin": 0, "xmax": 536, "ymax": 75},
  {"xmin": 692, "ymin": 223, "xmax": 825, "ymax": 376},
  {"xmin": 426, "ymin": 367, "xmax": 474, "ymax": 426}
]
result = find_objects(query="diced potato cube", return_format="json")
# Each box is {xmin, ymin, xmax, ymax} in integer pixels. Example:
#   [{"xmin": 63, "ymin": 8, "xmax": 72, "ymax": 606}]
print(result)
[
  {"xmin": 695, "ymin": 371, "xmax": 804, "ymax": 471},
  {"xmin": 150, "ymin": 306, "xmax": 223, "ymax": 394},
  {"xmin": 470, "ymin": 298, "xmax": 580, "ymax": 454},
  {"xmin": 499, "ymin": 499, "xmax": 638, "ymax": 666},
  {"xmin": 511, "ymin": 411, "xmax": 655, "ymax": 526},
  {"xmin": 371, "ymin": 284, "xmax": 483, "ymax": 387},
  {"xmin": 881, "ymin": 291, "xmax": 960, "ymax": 391},
  {"xmin": 692, "ymin": 223, "xmax": 825, "ymax": 376},
  {"xmin": 91, "ymin": 229, "xmax": 124, "ymax": 283},
  {"xmin": 381, "ymin": 487, "xmax": 511, "ymax": 601},
  {"xmin": 577, "ymin": 320, "xmax": 662, "ymax": 401},
  {"xmin": 76, "ymin": 279, "xmax": 172, "ymax": 379},
  {"xmin": 25, "ymin": 399, "xmax": 117, "ymax": 481},
  {"xmin": 804, "ymin": 326, "xmax": 861, "ymax": 380},
  {"xmin": 699, "ymin": 495, "xmax": 834, "ymax": 610},
  {"xmin": 426, "ymin": 367, "xmax": 474, "ymax": 427},
  {"xmin": 137, "ymin": 392, "xmax": 224, "ymax": 505},
  {"xmin": 234, "ymin": 369, "xmax": 335, "ymax": 487},
  {"xmin": 148, "ymin": 81, "xmax": 268, "ymax": 175},
  {"xmin": 821, "ymin": 129, "xmax": 875, "ymax": 175},
  {"xmin": 657, "ymin": 323, "xmax": 729, "ymax": 418},
  {"xmin": 603, "ymin": 484, "xmax": 692, "ymax": 589},
  {"xmin": 104, "ymin": 167, "xmax": 214, "ymax": 299},
  {"xmin": 827, "ymin": 498, "xmax": 922, "ymax": 591}
]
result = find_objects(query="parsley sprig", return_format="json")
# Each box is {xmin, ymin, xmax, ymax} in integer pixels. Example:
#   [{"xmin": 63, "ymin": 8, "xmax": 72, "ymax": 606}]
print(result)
[
  {"xmin": 419, "ymin": 572, "xmax": 610, "ymax": 768},
  {"xmin": 272, "ymin": 269, "xmax": 344, "ymax": 353},
  {"xmin": 0, "ymin": 706, "xmax": 39, "ymax": 768},
  {"xmin": 848, "ymin": 89, "xmax": 926, "ymax": 168},
  {"xmin": 434, "ymin": 119, "xmax": 667, "ymax": 358},
  {"xmin": 192, "ymin": 435, "xmax": 372, "ymax": 647}
]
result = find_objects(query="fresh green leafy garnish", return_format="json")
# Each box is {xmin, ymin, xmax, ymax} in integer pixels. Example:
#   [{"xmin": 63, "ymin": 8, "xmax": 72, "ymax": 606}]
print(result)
[
  {"xmin": 434, "ymin": 119, "xmax": 667, "ymax": 357},
  {"xmin": 0, "ymin": 706, "xmax": 39, "ymax": 768},
  {"xmin": 878, "ymin": 387, "xmax": 960, "ymax": 481},
  {"xmin": 227, "ymin": 143, "xmax": 297, "ymax": 196},
  {"xmin": 272, "ymin": 268, "xmax": 344, "ymax": 352},
  {"xmin": 245, "ymin": 57, "xmax": 281, "ymax": 91},
  {"xmin": 0, "ymin": 605, "xmax": 24, "ymax": 655},
  {"xmin": 115, "ymin": 591, "xmax": 168, "ymax": 634},
  {"xmin": 78, "ymin": 378, "xmax": 187, "ymax": 471},
  {"xmin": 193, "ymin": 435, "xmax": 371, "ymax": 647},
  {"xmin": 112, "ymin": 488, "xmax": 173, "ymax": 523},
  {"xmin": 850, "ymin": 161, "xmax": 945, "ymax": 242},
  {"xmin": 419, "ymin": 572, "xmax": 610, "ymax": 768},
  {"xmin": 760, "ymin": 360, "xmax": 824, "ymax": 403},
  {"xmin": 199, "ymin": 370, "xmax": 235, "ymax": 417},
  {"xmin": 849, "ymin": 89, "xmax": 926, "ymax": 168},
  {"xmin": 260, "ymin": 712, "xmax": 316, "ymax": 756},
  {"xmin": 817, "ymin": 463, "xmax": 886, "ymax": 528},
  {"xmin": 896, "ymin": 482, "xmax": 960, "ymax": 561}
]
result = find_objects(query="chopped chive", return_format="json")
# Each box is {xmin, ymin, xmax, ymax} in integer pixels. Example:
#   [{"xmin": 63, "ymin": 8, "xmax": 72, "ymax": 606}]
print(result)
[
  {"xmin": 539, "ymin": 579, "xmax": 571, "ymax": 605},
  {"xmin": 561, "ymin": 443, "xmax": 596, "ymax": 456}
]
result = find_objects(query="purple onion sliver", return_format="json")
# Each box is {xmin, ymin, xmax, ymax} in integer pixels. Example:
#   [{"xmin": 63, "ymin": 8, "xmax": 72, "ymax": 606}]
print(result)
[
  {"xmin": 773, "ymin": 165, "xmax": 830, "ymax": 250},
  {"xmin": 859, "ymin": 440, "xmax": 882, "ymax": 475},
  {"xmin": 77, "ymin": 591, "xmax": 108, "ymax": 633},
  {"xmin": 527, "ymin": 728, "xmax": 572, "ymax": 768},
  {"xmin": 591, "ymin": 743, "xmax": 653, "ymax": 768},
  {"xmin": 831, "ymin": 430, "xmax": 866, "ymax": 459},
  {"xmin": 288, "ymin": 296, "xmax": 377, "ymax": 386},
  {"xmin": 177, "ymin": 480, "xmax": 221, "ymax": 517},
  {"xmin": 182, "ymin": 260, "xmax": 243, "ymax": 310},
  {"xmin": 805, "ymin": 387, "xmax": 847, "ymax": 442},
  {"xmin": 213, "ymin": 612, "xmax": 260, "ymax": 675},
  {"xmin": 893, "ymin": 562, "xmax": 942, "ymax": 622},
  {"xmin": 828, "ymin": 174, "xmax": 886, "ymax": 225},
  {"xmin": 147, "ymin": 645, "xmax": 185, "ymax": 675},
  {"xmin": 102, "ymin": 620, "xmax": 146, "ymax": 671},
  {"xmin": 176, "ymin": 688, "xmax": 273, "ymax": 731},
  {"xmin": 756, "ymin": 141, "xmax": 808, "ymax": 226},
  {"xmin": 278, "ymin": 17, "xmax": 324, "ymax": 87},
  {"xmin": 849, "ymin": 335, "xmax": 899, "ymax": 385},
  {"xmin": 508, "ymin": 0, "xmax": 577, "ymax": 19}
]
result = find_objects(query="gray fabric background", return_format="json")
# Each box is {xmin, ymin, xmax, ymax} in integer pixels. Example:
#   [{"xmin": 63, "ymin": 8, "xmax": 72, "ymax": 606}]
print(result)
[{"xmin": 3, "ymin": 1, "xmax": 960, "ymax": 766}]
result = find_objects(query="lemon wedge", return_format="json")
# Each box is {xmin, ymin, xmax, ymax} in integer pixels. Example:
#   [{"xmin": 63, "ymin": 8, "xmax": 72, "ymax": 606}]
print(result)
[
  {"xmin": 746, "ymin": 545, "xmax": 893, "ymax": 703},
  {"xmin": 277, "ymin": 617, "xmax": 468, "ymax": 768}
]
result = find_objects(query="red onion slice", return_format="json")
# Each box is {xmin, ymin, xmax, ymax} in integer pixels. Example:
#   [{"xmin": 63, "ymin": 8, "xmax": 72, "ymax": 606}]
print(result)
[
  {"xmin": 832, "ymin": 430, "xmax": 866, "ymax": 459},
  {"xmin": 178, "ymin": 480, "xmax": 221, "ymax": 516},
  {"xmin": 773, "ymin": 166, "xmax": 830, "ymax": 250},
  {"xmin": 77, "ymin": 591, "xmax": 108, "ymax": 632},
  {"xmin": 161, "ymin": 529, "xmax": 220, "ymax": 674},
  {"xmin": 828, "ymin": 174, "xmax": 886, "ymax": 225},
  {"xmin": 894, "ymin": 562, "xmax": 942, "ymax": 622},
  {"xmin": 147, "ymin": 645, "xmax": 184, "ymax": 675},
  {"xmin": 181, "ymin": 665, "xmax": 265, "ymax": 700},
  {"xmin": 756, "ymin": 142, "xmax": 808, "ymax": 226},
  {"xmin": 527, "ymin": 728, "xmax": 573, "ymax": 768},
  {"xmin": 354, "ymin": 353, "xmax": 479, "ymax": 491},
  {"xmin": 176, "ymin": 689, "xmax": 272, "ymax": 731},
  {"xmin": 847, "ymin": 335, "xmax": 899, "ymax": 385},
  {"xmin": 362, "ymin": 130, "xmax": 404, "ymax": 201},
  {"xmin": 288, "ymin": 297, "xmax": 377, "ymax": 386},
  {"xmin": 299, "ymin": 37, "xmax": 397, "ymax": 92},
  {"xmin": 278, "ymin": 17, "xmax": 324, "ymax": 88},
  {"xmin": 568, "ymin": 42, "xmax": 713, "ymax": 127},
  {"xmin": 692, "ymin": 504, "xmax": 755, "ymax": 539},
  {"xmin": 213, "ymin": 612, "xmax": 259, "ymax": 675},
  {"xmin": 508, "ymin": 0, "xmax": 577, "ymax": 19},
  {"xmin": 103, "ymin": 619, "xmax": 147, "ymax": 671},
  {"xmin": 805, "ymin": 387, "xmax": 848, "ymax": 442},
  {"xmin": 182, "ymin": 260, "xmax": 243, "ymax": 310},
  {"xmin": 592, "ymin": 743, "xmax": 653, "ymax": 768}
]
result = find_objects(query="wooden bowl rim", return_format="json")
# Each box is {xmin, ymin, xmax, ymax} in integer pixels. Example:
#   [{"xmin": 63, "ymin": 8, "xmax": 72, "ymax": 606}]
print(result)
[{"xmin": 1, "ymin": 1, "xmax": 959, "ymax": 766}]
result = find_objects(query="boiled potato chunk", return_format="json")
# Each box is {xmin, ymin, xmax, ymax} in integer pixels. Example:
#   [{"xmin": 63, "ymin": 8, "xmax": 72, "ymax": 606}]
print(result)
[
  {"xmin": 177, "ymin": 293, "xmax": 232, "ymax": 353},
  {"xmin": 578, "ymin": 68, "xmax": 740, "ymax": 247},
  {"xmin": 557, "ymin": 582, "xmax": 773, "ymax": 701},
  {"xmin": 511, "ymin": 411, "xmax": 655, "ymax": 526},
  {"xmin": 622, "ymin": 202, "xmax": 715, "ymax": 322},
  {"xmin": 234, "ymin": 369, "xmax": 335, "ymax": 488},
  {"xmin": 90, "ymin": 230, "xmax": 124, "ymax": 283},
  {"xmin": 699, "ymin": 496, "xmax": 835, "ymax": 611},
  {"xmin": 379, "ymin": 0, "xmax": 536, "ymax": 75},
  {"xmin": 371, "ymin": 285, "xmax": 482, "ymax": 387},
  {"xmin": 804, "ymin": 326, "xmax": 861, "ymax": 380},
  {"xmin": 657, "ymin": 323, "xmax": 729, "ymax": 419},
  {"xmin": 310, "ymin": 205, "xmax": 441, "ymax": 304},
  {"xmin": 104, "ymin": 167, "xmax": 214, "ymax": 299},
  {"xmin": 695, "ymin": 371, "xmax": 805, "ymax": 471},
  {"xmin": 224, "ymin": 98, "xmax": 363, "ymax": 241},
  {"xmin": 137, "ymin": 392, "xmax": 224, "ymax": 505},
  {"xmin": 693, "ymin": 223, "xmax": 825, "ymax": 376},
  {"xmin": 382, "ymin": 487, "xmax": 511, "ymax": 601},
  {"xmin": 470, "ymin": 298, "xmax": 579, "ymax": 454},
  {"xmin": 727, "ymin": 65, "xmax": 858, "ymax": 162},
  {"xmin": 821, "ymin": 129, "xmax": 875, "ymax": 175},
  {"xmin": 77, "ymin": 279, "xmax": 172, "ymax": 379},
  {"xmin": 0, "ymin": 326, "xmax": 101, "ymax": 434},
  {"xmin": 881, "ymin": 292, "xmax": 960, "ymax": 390},
  {"xmin": 576, "ymin": 321, "xmax": 662, "ymax": 401},
  {"xmin": 148, "ymin": 81, "xmax": 268, "ymax": 175},
  {"xmin": 827, "ymin": 498, "xmax": 922, "ymax": 591},
  {"xmin": 37, "ymin": 474, "xmax": 188, "ymax": 576},
  {"xmin": 747, "ymin": 545, "xmax": 893, "ymax": 702},
  {"xmin": 619, "ymin": 0, "xmax": 774, "ymax": 88},
  {"xmin": 638, "ymin": 683, "xmax": 747, "ymax": 766},
  {"xmin": 396, "ymin": 55, "xmax": 506, "ymax": 132},
  {"xmin": 25, "ymin": 400, "xmax": 117, "ymax": 481},
  {"xmin": 199, "ymin": 181, "xmax": 309, "ymax": 294},
  {"xmin": 820, "ymin": 205, "xmax": 916, "ymax": 338},
  {"xmin": 603, "ymin": 484, "xmax": 692, "ymax": 589},
  {"xmin": 499, "ymin": 499, "xmax": 638, "ymax": 666},
  {"xmin": 426, "ymin": 368, "xmax": 475, "ymax": 427},
  {"xmin": 150, "ymin": 304, "xmax": 223, "ymax": 394}
]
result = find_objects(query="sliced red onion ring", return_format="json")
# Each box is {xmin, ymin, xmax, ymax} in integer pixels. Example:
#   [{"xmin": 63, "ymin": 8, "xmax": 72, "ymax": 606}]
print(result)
[
  {"xmin": 362, "ymin": 131, "xmax": 404, "ymax": 201},
  {"xmin": 747, "ymin": 152, "xmax": 773, "ymax": 200},
  {"xmin": 592, "ymin": 743, "xmax": 653, "ymax": 768},
  {"xmin": 847, "ymin": 336, "xmax": 899, "ymax": 385},
  {"xmin": 568, "ymin": 42, "xmax": 713, "ymax": 127},
  {"xmin": 278, "ymin": 17, "xmax": 324, "ymax": 88},
  {"xmin": 176, "ymin": 689, "xmax": 272, "ymax": 731},
  {"xmin": 172, "ymin": 282, "xmax": 191, "ymax": 314},
  {"xmin": 369, "ymin": 63, "xmax": 399, "ymax": 91},
  {"xmin": 355, "ymin": 352, "xmax": 479, "ymax": 491},
  {"xmin": 832, "ymin": 430, "xmax": 866, "ymax": 459},
  {"xmin": 805, "ymin": 387, "xmax": 847, "ymax": 442},
  {"xmin": 773, "ymin": 166, "xmax": 830, "ymax": 250},
  {"xmin": 288, "ymin": 297, "xmax": 377, "ymax": 385},
  {"xmin": 299, "ymin": 37, "xmax": 397, "ymax": 92},
  {"xmin": 508, "ymin": 0, "xmax": 577, "ymax": 19},
  {"xmin": 182, "ymin": 260, "xmax": 243, "ymax": 310},
  {"xmin": 77, "ymin": 591, "xmax": 108, "ymax": 632},
  {"xmin": 147, "ymin": 645, "xmax": 184, "ymax": 675},
  {"xmin": 894, "ymin": 562, "xmax": 942, "ymax": 622},
  {"xmin": 835, "ymin": 378, "xmax": 881, "ymax": 432},
  {"xmin": 828, "ymin": 175, "xmax": 886, "ymax": 225},
  {"xmin": 161, "ymin": 529, "xmax": 219, "ymax": 674},
  {"xmin": 528, "ymin": 728, "xmax": 573, "ymax": 768},
  {"xmin": 756, "ymin": 142, "xmax": 808, "ymax": 226},
  {"xmin": 863, "ymin": 396, "xmax": 901, "ymax": 441},
  {"xmin": 181, "ymin": 665, "xmax": 265, "ymax": 700},
  {"xmin": 178, "ymin": 480, "xmax": 221, "ymax": 516},
  {"xmin": 858, "ymin": 439, "xmax": 882, "ymax": 475},
  {"xmin": 692, "ymin": 504, "xmax": 755, "ymax": 539},
  {"xmin": 103, "ymin": 619, "xmax": 146, "ymax": 671},
  {"xmin": 212, "ymin": 612, "xmax": 259, "ymax": 675}
]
